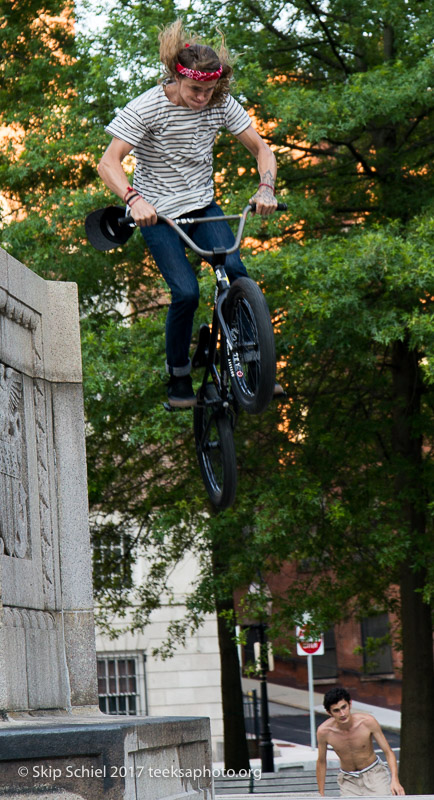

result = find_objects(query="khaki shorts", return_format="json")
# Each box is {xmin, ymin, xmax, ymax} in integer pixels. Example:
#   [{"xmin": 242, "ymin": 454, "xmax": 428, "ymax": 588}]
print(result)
[{"xmin": 337, "ymin": 761, "xmax": 392, "ymax": 796}]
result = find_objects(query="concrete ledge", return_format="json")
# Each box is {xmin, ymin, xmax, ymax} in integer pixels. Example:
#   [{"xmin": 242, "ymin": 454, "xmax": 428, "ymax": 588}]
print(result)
[
  {"xmin": 0, "ymin": 715, "xmax": 212, "ymax": 800},
  {"xmin": 0, "ymin": 793, "xmax": 87, "ymax": 800},
  {"xmin": 216, "ymin": 797, "xmax": 432, "ymax": 800}
]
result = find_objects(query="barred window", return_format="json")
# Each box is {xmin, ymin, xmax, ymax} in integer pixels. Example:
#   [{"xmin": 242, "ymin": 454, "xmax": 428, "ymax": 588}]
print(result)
[
  {"xmin": 313, "ymin": 628, "xmax": 338, "ymax": 680},
  {"xmin": 92, "ymin": 526, "xmax": 134, "ymax": 593},
  {"xmin": 97, "ymin": 656, "xmax": 141, "ymax": 716},
  {"xmin": 361, "ymin": 614, "xmax": 393, "ymax": 675}
]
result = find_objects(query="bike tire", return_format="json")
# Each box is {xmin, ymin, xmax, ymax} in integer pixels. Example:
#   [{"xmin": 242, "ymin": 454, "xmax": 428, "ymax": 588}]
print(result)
[
  {"xmin": 194, "ymin": 384, "xmax": 237, "ymax": 510},
  {"xmin": 224, "ymin": 277, "xmax": 276, "ymax": 414}
]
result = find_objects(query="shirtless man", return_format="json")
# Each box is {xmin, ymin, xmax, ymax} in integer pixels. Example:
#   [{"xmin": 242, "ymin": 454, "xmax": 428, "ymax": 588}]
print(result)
[{"xmin": 316, "ymin": 687, "xmax": 405, "ymax": 797}]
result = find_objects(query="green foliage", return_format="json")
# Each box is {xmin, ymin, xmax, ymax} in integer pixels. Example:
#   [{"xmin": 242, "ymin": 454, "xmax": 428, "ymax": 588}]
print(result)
[
  {"xmin": 1, "ymin": 0, "xmax": 434, "ymax": 724},
  {"xmin": 249, "ymin": 219, "xmax": 434, "ymax": 613},
  {"xmin": 354, "ymin": 632, "xmax": 394, "ymax": 674}
]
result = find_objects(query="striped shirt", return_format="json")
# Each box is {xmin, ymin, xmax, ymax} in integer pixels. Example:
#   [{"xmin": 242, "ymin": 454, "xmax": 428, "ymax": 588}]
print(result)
[{"xmin": 105, "ymin": 84, "xmax": 251, "ymax": 217}]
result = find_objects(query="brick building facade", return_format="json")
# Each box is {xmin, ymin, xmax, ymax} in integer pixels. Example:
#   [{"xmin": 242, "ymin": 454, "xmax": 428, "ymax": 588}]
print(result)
[{"xmin": 239, "ymin": 567, "xmax": 403, "ymax": 711}]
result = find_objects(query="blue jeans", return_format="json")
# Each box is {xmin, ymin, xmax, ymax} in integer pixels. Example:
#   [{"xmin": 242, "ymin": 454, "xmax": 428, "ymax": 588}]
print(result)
[{"xmin": 141, "ymin": 200, "xmax": 248, "ymax": 376}]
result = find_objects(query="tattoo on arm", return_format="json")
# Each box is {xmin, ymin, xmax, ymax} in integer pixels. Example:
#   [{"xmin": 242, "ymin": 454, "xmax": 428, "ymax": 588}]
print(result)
[{"xmin": 260, "ymin": 169, "xmax": 275, "ymax": 188}]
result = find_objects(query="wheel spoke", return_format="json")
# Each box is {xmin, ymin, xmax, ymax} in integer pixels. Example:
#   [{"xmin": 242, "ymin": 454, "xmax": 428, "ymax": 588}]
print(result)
[{"xmin": 224, "ymin": 278, "xmax": 276, "ymax": 415}]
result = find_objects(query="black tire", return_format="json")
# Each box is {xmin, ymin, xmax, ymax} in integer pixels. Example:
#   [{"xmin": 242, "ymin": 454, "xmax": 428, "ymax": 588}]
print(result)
[
  {"xmin": 224, "ymin": 277, "xmax": 276, "ymax": 414},
  {"xmin": 194, "ymin": 384, "xmax": 237, "ymax": 510}
]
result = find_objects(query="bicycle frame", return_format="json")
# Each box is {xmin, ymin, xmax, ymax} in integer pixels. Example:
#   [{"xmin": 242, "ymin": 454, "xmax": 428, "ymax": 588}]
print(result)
[
  {"xmin": 198, "ymin": 277, "xmax": 234, "ymax": 410},
  {"xmin": 162, "ymin": 233, "xmax": 236, "ymax": 415},
  {"xmin": 120, "ymin": 203, "xmax": 262, "ymax": 414},
  {"xmin": 121, "ymin": 202, "xmax": 281, "ymax": 404}
]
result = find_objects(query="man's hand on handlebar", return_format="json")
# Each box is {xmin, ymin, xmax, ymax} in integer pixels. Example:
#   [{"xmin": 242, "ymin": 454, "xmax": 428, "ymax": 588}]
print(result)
[
  {"xmin": 249, "ymin": 185, "xmax": 278, "ymax": 216},
  {"xmin": 128, "ymin": 197, "xmax": 158, "ymax": 227}
]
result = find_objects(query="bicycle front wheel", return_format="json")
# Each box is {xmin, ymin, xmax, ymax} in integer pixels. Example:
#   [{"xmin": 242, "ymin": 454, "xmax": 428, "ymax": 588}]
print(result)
[
  {"xmin": 224, "ymin": 277, "xmax": 276, "ymax": 414},
  {"xmin": 194, "ymin": 384, "xmax": 237, "ymax": 510}
]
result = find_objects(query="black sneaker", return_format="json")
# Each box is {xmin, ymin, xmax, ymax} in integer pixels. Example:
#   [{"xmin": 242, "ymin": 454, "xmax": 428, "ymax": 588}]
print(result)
[
  {"xmin": 273, "ymin": 382, "xmax": 286, "ymax": 397},
  {"xmin": 192, "ymin": 324, "xmax": 211, "ymax": 369},
  {"xmin": 167, "ymin": 374, "xmax": 197, "ymax": 408}
]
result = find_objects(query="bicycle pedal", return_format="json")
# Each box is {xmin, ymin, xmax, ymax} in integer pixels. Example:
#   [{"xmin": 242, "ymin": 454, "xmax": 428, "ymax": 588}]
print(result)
[{"xmin": 272, "ymin": 385, "xmax": 288, "ymax": 402}]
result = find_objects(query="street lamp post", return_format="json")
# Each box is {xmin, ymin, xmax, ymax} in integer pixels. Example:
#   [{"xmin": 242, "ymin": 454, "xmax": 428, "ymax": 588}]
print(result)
[
  {"xmin": 248, "ymin": 579, "xmax": 275, "ymax": 774},
  {"xmin": 256, "ymin": 621, "xmax": 274, "ymax": 773}
]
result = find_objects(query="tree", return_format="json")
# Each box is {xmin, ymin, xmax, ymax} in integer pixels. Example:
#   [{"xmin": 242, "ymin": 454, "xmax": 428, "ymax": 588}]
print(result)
[
  {"xmin": 247, "ymin": 221, "xmax": 434, "ymax": 792},
  {"xmin": 172, "ymin": 2, "xmax": 433, "ymax": 790}
]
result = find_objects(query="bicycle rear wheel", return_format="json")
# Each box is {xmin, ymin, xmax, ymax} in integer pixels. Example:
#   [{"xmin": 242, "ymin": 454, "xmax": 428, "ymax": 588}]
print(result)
[
  {"xmin": 194, "ymin": 384, "xmax": 237, "ymax": 510},
  {"xmin": 224, "ymin": 277, "xmax": 276, "ymax": 414}
]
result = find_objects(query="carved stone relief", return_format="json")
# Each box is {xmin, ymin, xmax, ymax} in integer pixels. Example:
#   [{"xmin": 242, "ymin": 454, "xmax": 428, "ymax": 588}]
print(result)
[
  {"xmin": 3, "ymin": 606, "xmax": 56, "ymax": 630},
  {"xmin": 0, "ymin": 287, "xmax": 56, "ymax": 606},
  {"xmin": 34, "ymin": 378, "xmax": 56, "ymax": 606},
  {"xmin": 0, "ymin": 364, "xmax": 29, "ymax": 558},
  {"xmin": 0, "ymin": 287, "xmax": 39, "ymax": 332}
]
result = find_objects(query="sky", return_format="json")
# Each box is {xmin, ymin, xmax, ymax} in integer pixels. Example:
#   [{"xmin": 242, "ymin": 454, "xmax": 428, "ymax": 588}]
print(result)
[{"xmin": 74, "ymin": 0, "xmax": 191, "ymax": 33}]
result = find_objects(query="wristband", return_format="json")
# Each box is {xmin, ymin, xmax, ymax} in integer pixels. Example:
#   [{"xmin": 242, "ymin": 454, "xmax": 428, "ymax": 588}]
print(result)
[
  {"xmin": 258, "ymin": 183, "xmax": 275, "ymax": 194},
  {"xmin": 126, "ymin": 192, "xmax": 140, "ymax": 204},
  {"xmin": 123, "ymin": 185, "xmax": 135, "ymax": 202},
  {"xmin": 128, "ymin": 194, "xmax": 143, "ymax": 208}
]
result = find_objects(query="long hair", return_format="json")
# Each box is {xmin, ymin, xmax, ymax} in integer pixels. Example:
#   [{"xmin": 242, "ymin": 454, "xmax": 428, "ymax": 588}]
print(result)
[{"xmin": 158, "ymin": 20, "xmax": 233, "ymax": 108}]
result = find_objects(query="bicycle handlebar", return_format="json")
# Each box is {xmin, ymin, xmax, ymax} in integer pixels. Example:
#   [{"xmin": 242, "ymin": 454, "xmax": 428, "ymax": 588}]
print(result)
[{"xmin": 119, "ymin": 202, "xmax": 287, "ymax": 259}]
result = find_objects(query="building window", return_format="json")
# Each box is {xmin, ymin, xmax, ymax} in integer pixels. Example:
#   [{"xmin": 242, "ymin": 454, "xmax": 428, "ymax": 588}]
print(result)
[
  {"xmin": 360, "ymin": 614, "xmax": 393, "ymax": 675},
  {"xmin": 97, "ymin": 655, "xmax": 145, "ymax": 715},
  {"xmin": 92, "ymin": 526, "xmax": 134, "ymax": 593},
  {"xmin": 242, "ymin": 625, "xmax": 259, "ymax": 669},
  {"xmin": 313, "ymin": 628, "xmax": 338, "ymax": 680}
]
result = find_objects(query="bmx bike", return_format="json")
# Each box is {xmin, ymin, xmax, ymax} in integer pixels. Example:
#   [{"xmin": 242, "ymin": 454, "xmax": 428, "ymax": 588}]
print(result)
[{"xmin": 85, "ymin": 201, "xmax": 287, "ymax": 511}]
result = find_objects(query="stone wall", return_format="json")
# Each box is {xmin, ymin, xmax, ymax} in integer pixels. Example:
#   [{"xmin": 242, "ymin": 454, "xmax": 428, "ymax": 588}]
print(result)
[
  {"xmin": 0, "ymin": 248, "xmax": 214, "ymax": 800},
  {"xmin": 0, "ymin": 715, "xmax": 213, "ymax": 800},
  {"xmin": 0, "ymin": 246, "xmax": 97, "ymax": 713}
]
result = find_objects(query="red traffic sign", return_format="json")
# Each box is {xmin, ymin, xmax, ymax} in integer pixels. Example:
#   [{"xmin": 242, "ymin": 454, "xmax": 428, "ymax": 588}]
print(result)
[{"xmin": 296, "ymin": 625, "xmax": 324, "ymax": 656}]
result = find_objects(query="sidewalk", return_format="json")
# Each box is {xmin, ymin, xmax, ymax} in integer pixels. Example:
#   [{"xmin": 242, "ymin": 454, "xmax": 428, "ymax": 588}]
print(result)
[{"xmin": 242, "ymin": 678, "xmax": 401, "ymax": 731}]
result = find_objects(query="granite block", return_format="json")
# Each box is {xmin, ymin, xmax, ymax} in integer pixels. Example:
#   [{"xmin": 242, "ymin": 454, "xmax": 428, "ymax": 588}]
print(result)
[
  {"xmin": 42, "ymin": 282, "xmax": 83, "ymax": 384},
  {"xmin": 0, "ymin": 716, "xmax": 212, "ymax": 800},
  {"xmin": 0, "ymin": 622, "xmax": 9, "ymax": 711},
  {"xmin": 2, "ymin": 607, "xmax": 29, "ymax": 709},
  {"xmin": 51, "ymin": 382, "xmax": 93, "ymax": 610},
  {"xmin": 0, "ymin": 247, "xmax": 7, "ymax": 290},
  {"xmin": 6, "ymin": 252, "xmax": 47, "ymax": 318},
  {"xmin": 25, "ymin": 611, "xmax": 68, "ymax": 709},
  {"xmin": 0, "ymin": 794, "xmax": 87, "ymax": 800},
  {"xmin": 62, "ymin": 611, "xmax": 98, "ymax": 708},
  {"xmin": 0, "ymin": 252, "xmax": 101, "ymax": 720},
  {"xmin": 0, "ymin": 314, "xmax": 34, "ymax": 377}
]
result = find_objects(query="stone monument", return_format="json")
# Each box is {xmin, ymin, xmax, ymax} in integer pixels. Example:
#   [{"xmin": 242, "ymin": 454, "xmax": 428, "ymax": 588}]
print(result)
[{"xmin": 0, "ymin": 247, "xmax": 212, "ymax": 800}]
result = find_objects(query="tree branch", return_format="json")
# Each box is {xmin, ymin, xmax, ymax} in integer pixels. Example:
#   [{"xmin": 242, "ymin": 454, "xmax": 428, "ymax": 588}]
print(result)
[
  {"xmin": 327, "ymin": 139, "xmax": 375, "ymax": 176},
  {"xmin": 302, "ymin": 0, "xmax": 351, "ymax": 76}
]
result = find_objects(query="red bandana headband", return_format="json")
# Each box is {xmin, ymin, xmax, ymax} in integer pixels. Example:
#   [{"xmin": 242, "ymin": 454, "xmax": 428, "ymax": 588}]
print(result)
[
  {"xmin": 175, "ymin": 44, "xmax": 223, "ymax": 82},
  {"xmin": 175, "ymin": 62, "xmax": 223, "ymax": 81}
]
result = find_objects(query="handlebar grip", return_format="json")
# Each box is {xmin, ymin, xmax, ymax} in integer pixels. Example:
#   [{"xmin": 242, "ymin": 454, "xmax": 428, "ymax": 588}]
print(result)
[
  {"xmin": 250, "ymin": 201, "xmax": 287, "ymax": 212},
  {"xmin": 119, "ymin": 215, "xmax": 135, "ymax": 226}
]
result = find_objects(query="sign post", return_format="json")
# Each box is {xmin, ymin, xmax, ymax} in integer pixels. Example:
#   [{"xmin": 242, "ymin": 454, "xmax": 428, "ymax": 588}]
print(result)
[{"xmin": 296, "ymin": 623, "xmax": 324, "ymax": 749}]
